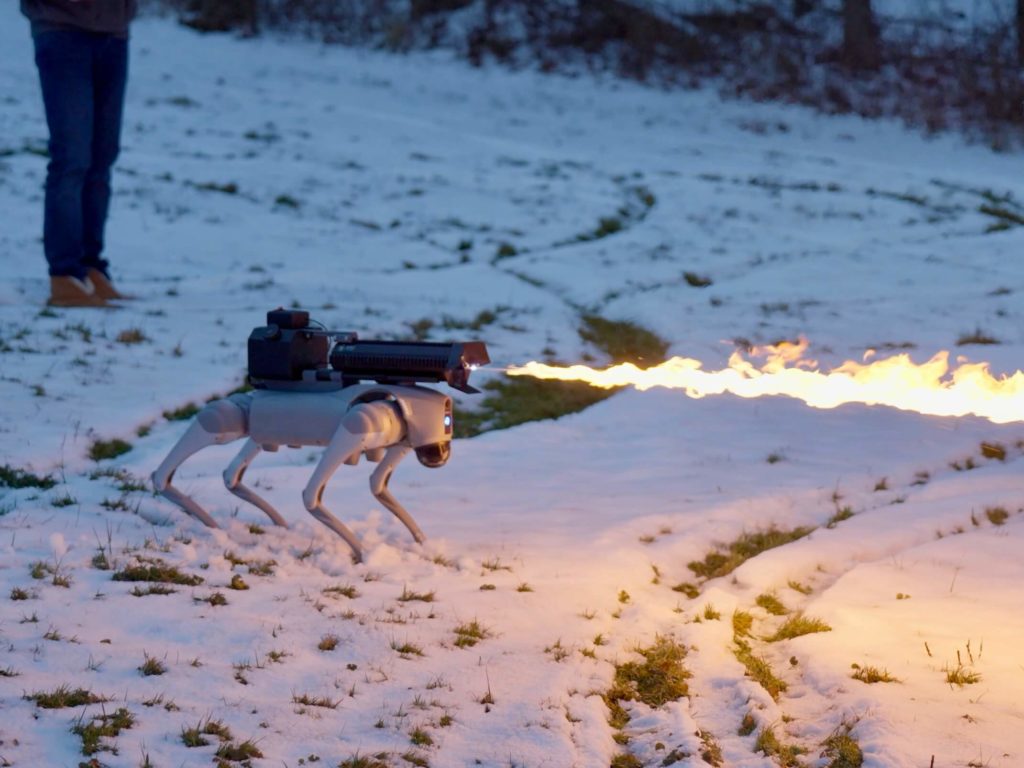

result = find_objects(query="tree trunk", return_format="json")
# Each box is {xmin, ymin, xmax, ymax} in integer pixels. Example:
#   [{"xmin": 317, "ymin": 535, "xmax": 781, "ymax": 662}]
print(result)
[
  {"xmin": 1018, "ymin": 0, "xmax": 1024, "ymax": 66},
  {"xmin": 842, "ymin": 0, "xmax": 880, "ymax": 70}
]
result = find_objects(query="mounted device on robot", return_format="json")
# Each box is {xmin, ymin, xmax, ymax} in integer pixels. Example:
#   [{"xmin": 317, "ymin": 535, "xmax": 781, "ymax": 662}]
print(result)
[{"xmin": 152, "ymin": 308, "xmax": 489, "ymax": 562}]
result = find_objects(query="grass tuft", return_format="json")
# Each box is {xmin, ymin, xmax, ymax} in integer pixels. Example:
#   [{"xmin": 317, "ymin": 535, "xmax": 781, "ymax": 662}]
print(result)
[
  {"xmin": 391, "ymin": 640, "xmax": 425, "ymax": 657},
  {"xmin": 88, "ymin": 438, "xmax": 132, "ymax": 461},
  {"xmin": 215, "ymin": 739, "xmax": 263, "ymax": 761},
  {"xmin": 338, "ymin": 754, "xmax": 392, "ymax": 768},
  {"xmin": 980, "ymin": 441, "xmax": 1007, "ymax": 460},
  {"xmin": 0, "ymin": 464, "xmax": 56, "ymax": 489},
  {"xmin": 318, "ymin": 634, "xmax": 340, "ymax": 652},
  {"xmin": 985, "ymin": 506, "xmax": 1009, "ymax": 525},
  {"xmin": 113, "ymin": 560, "xmax": 203, "ymax": 586},
  {"xmin": 945, "ymin": 663, "xmax": 981, "ymax": 687},
  {"xmin": 755, "ymin": 592, "xmax": 789, "ymax": 616},
  {"xmin": 754, "ymin": 725, "xmax": 804, "ymax": 767},
  {"xmin": 27, "ymin": 685, "xmax": 107, "ymax": 709},
  {"xmin": 323, "ymin": 583, "xmax": 359, "ymax": 599},
  {"xmin": 688, "ymin": 525, "xmax": 815, "ymax": 581},
  {"xmin": 138, "ymin": 654, "xmax": 167, "ymax": 676},
  {"xmin": 734, "ymin": 639, "xmax": 788, "ymax": 701},
  {"xmin": 821, "ymin": 721, "xmax": 864, "ymax": 768},
  {"xmin": 72, "ymin": 707, "xmax": 135, "ymax": 756},
  {"xmin": 604, "ymin": 634, "xmax": 690, "ymax": 736},
  {"xmin": 766, "ymin": 613, "xmax": 832, "ymax": 642},
  {"xmin": 292, "ymin": 692, "xmax": 339, "ymax": 709},
  {"xmin": 850, "ymin": 663, "xmax": 899, "ymax": 684},
  {"xmin": 397, "ymin": 586, "xmax": 435, "ymax": 603},
  {"xmin": 453, "ymin": 620, "xmax": 492, "ymax": 648}
]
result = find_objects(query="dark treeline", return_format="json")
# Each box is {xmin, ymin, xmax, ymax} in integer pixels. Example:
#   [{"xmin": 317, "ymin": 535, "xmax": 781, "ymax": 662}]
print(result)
[{"xmin": 151, "ymin": 0, "xmax": 1024, "ymax": 146}]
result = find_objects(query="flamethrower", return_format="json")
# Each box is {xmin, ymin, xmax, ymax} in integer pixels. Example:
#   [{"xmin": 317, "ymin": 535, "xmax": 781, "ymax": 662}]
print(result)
[{"xmin": 152, "ymin": 309, "xmax": 489, "ymax": 562}]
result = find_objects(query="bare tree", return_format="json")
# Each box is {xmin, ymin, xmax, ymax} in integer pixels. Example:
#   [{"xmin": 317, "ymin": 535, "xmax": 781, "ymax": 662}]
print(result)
[{"xmin": 842, "ymin": 0, "xmax": 880, "ymax": 70}]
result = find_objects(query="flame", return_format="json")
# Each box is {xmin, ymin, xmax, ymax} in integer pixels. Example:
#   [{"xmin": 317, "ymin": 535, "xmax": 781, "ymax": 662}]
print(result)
[{"xmin": 507, "ymin": 339, "xmax": 1024, "ymax": 424}]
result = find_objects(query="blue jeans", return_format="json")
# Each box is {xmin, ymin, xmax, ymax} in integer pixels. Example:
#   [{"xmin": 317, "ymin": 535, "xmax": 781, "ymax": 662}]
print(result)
[{"xmin": 34, "ymin": 29, "xmax": 128, "ymax": 279}]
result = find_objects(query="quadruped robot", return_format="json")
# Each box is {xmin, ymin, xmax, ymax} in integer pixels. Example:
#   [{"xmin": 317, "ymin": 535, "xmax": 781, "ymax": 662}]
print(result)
[{"xmin": 152, "ymin": 309, "xmax": 489, "ymax": 562}]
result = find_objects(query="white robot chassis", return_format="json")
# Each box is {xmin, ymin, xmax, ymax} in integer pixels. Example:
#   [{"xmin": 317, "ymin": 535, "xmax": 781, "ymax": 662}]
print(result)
[{"xmin": 152, "ymin": 309, "xmax": 489, "ymax": 563}]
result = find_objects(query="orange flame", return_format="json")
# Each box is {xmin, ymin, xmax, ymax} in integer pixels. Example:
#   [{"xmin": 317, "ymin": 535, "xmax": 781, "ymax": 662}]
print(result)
[{"xmin": 507, "ymin": 339, "xmax": 1024, "ymax": 424}]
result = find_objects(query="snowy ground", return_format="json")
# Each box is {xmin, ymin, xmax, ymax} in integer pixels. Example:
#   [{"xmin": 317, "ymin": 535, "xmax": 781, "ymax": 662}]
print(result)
[{"xmin": 1, "ymin": 6, "xmax": 1024, "ymax": 768}]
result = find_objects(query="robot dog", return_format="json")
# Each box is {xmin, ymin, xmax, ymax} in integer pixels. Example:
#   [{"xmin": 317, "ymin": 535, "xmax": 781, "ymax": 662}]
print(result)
[{"xmin": 152, "ymin": 309, "xmax": 489, "ymax": 562}]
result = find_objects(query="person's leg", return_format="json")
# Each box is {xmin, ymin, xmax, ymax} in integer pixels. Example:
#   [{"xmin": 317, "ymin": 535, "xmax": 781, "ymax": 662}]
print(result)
[
  {"xmin": 82, "ymin": 35, "xmax": 129, "ymax": 277},
  {"xmin": 34, "ymin": 30, "xmax": 95, "ymax": 279}
]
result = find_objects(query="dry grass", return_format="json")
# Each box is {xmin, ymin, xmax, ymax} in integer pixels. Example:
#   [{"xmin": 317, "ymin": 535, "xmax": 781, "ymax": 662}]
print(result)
[{"xmin": 688, "ymin": 525, "xmax": 815, "ymax": 581}]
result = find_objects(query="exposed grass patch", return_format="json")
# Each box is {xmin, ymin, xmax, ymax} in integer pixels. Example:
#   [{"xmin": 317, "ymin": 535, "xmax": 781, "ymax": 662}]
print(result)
[
  {"xmin": 734, "ymin": 639, "xmax": 788, "ymax": 701},
  {"xmin": 0, "ymin": 464, "xmax": 55, "ymax": 489},
  {"xmin": 671, "ymin": 582, "xmax": 700, "ymax": 599},
  {"xmin": 26, "ymin": 685, "xmax": 107, "ymax": 709},
  {"xmin": 398, "ymin": 586, "xmax": 435, "ymax": 603},
  {"xmin": 72, "ymin": 707, "xmax": 135, "ymax": 756},
  {"xmin": 755, "ymin": 592, "xmax": 788, "ymax": 616},
  {"xmin": 338, "ymin": 754, "xmax": 392, "ymax": 768},
  {"xmin": 456, "ymin": 315, "xmax": 669, "ymax": 437},
  {"xmin": 454, "ymin": 376, "xmax": 611, "ymax": 437},
  {"xmin": 787, "ymin": 580, "xmax": 812, "ymax": 595},
  {"xmin": 738, "ymin": 711, "xmax": 757, "ymax": 736},
  {"xmin": 956, "ymin": 328, "xmax": 1000, "ymax": 345},
  {"xmin": 754, "ymin": 725, "xmax": 804, "ymax": 767},
  {"xmin": 112, "ymin": 560, "xmax": 203, "ymax": 586},
  {"xmin": 980, "ymin": 441, "xmax": 1007, "ymax": 460},
  {"xmin": 88, "ymin": 438, "xmax": 132, "ymax": 461},
  {"xmin": 453, "ymin": 620, "xmax": 492, "ymax": 648},
  {"xmin": 578, "ymin": 314, "xmax": 669, "ymax": 366},
  {"xmin": 683, "ymin": 271, "xmax": 713, "ymax": 288},
  {"xmin": 827, "ymin": 506, "xmax": 855, "ymax": 528},
  {"xmin": 318, "ymin": 633, "xmax": 340, "ymax": 651},
  {"xmin": 732, "ymin": 610, "xmax": 753, "ymax": 637},
  {"xmin": 292, "ymin": 692, "xmax": 339, "ymax": 709},
  {"xmin": 985, "ymin": 506, "xmax": 1009, "ymax": 525},
  {"xmin": 945, "ymin": 663, "xmax": 981, "ymax": 687},
  {"xmin": 216, "ymin": 739, "xmax": 264, "ymax": 761},
  {"xmin": 181, "ymin": 718, "xmax": 232, "ymax": 747},
  {"xmin": 610, "ymin": 755, "xmax": 642, "ymax": 768},
  {"xmin": 115, "ymin": 328, "xmax": 148, "ymax": 345},
  {"xmin": 766, "ymin": 613, "xmax": 832, "ymax": 642},
  {"xmin": 228, "ymin": 574, "xmax": 249, "ymax": 590},
  {"xmin": 698, "ymin": 730, "xmax": 723, "ymax": 767},
  {"xmin": 391, "ymin": 640, "xmax": 425, "ymax": 657},
  {"xmin": 850, "ymin": 663, "xmax": 899, "ymax": 684},
  {"xmin": 604, "ymin": 635, "xmax": 689, "ymax": 736},
  {"xmin": 323, "ymin": 583, "xmax": 359, "ymax": 599},
  {"xmin": 130, "ymin": 584, "xmax": 177, "ymax": 597},
  {"xmin": 821, "ymin": 721, "xmax": 864, "ymax": 768},
  {"xmin": 10, "ymin": 587, "xmax": 31, "ymax": 601},
  {"xmin": 688, "ymin": 525, "xmax": 815, "ymax": 581},
  {"xmin": 163, "ymin": 402, "xmax": 200, "ymax": 421},
  {"xmin": 409, "ymin": 727, "xmax": 433, "ymax": 747},
  {"xmin": 138, "ymin": 654, "xmax": 167, "ymax": 676}
]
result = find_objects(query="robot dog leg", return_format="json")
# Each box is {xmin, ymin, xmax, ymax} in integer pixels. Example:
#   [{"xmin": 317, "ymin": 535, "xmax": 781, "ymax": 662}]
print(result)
[
  {"xmin": 151, "ymin": 396, "xmax": 250, "ymax": 528},
  {"xmin": 301, "ymin": 400, "xmax": 406, "ymax": 562}
]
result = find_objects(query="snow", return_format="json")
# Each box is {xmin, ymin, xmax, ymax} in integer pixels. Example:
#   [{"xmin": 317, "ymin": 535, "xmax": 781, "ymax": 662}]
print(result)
[{"xmin": 2, "ymin": 4, "xmax": 1024, "ymax": 768}]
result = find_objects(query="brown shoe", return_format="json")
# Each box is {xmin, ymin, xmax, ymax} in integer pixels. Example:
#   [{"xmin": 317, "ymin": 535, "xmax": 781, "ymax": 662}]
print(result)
[
  {"xmin": 87, "ymin": 268, "xmax": 134, "ymax": 300},
  {"xmin": 48, "ymin": 276, "xmax": 110, "ymax": 308}
]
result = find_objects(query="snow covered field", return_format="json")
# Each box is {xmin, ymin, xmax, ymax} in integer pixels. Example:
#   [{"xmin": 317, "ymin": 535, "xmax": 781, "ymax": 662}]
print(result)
[{"xmin": 1, "ymin": 5, "xmax": 1024, "ymax": 767}]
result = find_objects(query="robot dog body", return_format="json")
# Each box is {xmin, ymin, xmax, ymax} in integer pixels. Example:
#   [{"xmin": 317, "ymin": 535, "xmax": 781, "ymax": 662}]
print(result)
[{"xmin": 152, "ymin": 309, "xmax": 486, "ymax": 562}]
